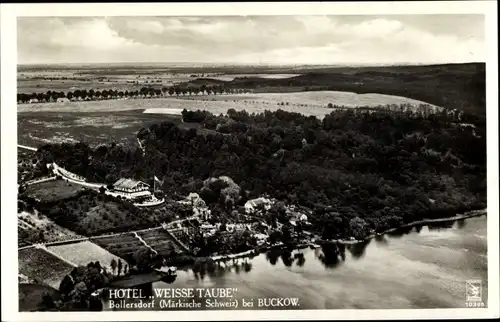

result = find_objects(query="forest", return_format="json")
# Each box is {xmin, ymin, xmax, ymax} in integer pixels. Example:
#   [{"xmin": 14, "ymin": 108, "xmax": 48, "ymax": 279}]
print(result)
[{"xmin": 32, "ymin": 107, "xmax": 486, "ymax": 239}]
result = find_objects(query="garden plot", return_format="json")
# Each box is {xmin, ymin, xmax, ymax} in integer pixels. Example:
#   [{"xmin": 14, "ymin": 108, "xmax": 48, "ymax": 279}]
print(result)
[
  {"xmin": 92, "ymin": 233, "xmax": 147, "ymax": 259},
  {"xmin": 136, "ymin": 228, "xmax": 184, "ymax": 255}
]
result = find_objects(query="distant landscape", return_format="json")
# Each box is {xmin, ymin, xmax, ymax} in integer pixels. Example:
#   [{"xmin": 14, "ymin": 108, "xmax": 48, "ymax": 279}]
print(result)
[{"xmin": 18, "ymin": 63, "xmax": 485, "ymax": 115}]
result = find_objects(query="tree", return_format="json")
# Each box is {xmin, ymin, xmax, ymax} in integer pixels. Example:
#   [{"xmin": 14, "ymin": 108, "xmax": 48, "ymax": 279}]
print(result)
[
  {"xmin": 133, "ymin": 248, "xmax": 154, "ymax": 273},
  {"xmin": 59, "ymin": 275, "xmax": 75, "ymax": 296},
  {"xmin": 37, "ymin": 292, "xmax": 55, "ymax": 311},
  {"xmin": 110, "ymin": 259, "xmax": 117, "ymax": 275},
  {"xmin": 349, "ymin": 217, "xmax": 369, "ymax": 240},
  {"xmin": 117, "ymin": 259, "xmax": 123, "ymax": 276}
]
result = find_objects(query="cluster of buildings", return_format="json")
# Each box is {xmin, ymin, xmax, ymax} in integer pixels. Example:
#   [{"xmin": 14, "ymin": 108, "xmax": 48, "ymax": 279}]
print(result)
[
  {"xmin": 172, "ymin": 193, "xmax": 312, "ymax": 247},
  {"xmin": 21, "ymin": 97, "xmax": 70, "ymax": 104}
]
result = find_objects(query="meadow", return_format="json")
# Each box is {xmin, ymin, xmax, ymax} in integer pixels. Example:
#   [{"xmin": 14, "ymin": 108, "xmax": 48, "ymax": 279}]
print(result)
[
  {"xmin": 18, "ymin": 109, "xmax": 183, "ymax": 148},
  {"xmin": 24, "ymin": 180, "xmax": 86, "ymax": 202},
  {"xmin": 18, "ymin": 91, "xmax": 434, "ymax": 148}
]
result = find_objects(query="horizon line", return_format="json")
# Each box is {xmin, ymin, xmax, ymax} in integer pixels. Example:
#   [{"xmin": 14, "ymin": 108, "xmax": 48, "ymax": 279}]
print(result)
[{"xmin": 18, "ymin": 61, "xmax": 485, "ymax": 67}]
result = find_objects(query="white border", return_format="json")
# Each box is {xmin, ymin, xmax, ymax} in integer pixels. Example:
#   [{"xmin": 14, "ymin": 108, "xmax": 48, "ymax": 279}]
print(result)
[{"xmin": 1, "ymin": 1, "xmax": 498, "ymax": 321}]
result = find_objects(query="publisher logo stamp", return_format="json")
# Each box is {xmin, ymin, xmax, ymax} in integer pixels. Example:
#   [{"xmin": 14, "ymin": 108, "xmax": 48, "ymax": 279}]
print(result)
[{"xmin": 465, "ymin": 280, "xmax": 485, "ymax": 307}]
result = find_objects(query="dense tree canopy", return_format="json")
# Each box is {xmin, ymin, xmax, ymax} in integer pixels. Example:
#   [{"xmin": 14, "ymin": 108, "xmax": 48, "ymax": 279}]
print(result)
[{"xmin": 35, "ymin": 108, "xmax": 486, "ymax": 239}]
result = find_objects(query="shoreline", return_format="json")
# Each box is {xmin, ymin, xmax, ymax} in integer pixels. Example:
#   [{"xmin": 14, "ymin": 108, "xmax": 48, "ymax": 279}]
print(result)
[
  {"xmin": 205, "ymin": 208, "xmax": 488, "ymax": 261},
  {"xmin": 318, "ymin": 208, "xmax": 487, "ymax": 245}
]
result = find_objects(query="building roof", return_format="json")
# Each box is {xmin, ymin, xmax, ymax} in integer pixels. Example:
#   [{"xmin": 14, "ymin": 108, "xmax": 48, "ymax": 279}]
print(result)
[
  {"xmin": 113, "ymin": 178, "xmax": 149, "ymax": 189},
  {"xmin": 245, "ymin": 197, "xmax": 272, "ymax": 208}
]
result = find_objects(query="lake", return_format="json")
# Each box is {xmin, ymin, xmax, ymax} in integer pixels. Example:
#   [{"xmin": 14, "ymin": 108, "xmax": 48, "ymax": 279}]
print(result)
[{"xmin": 105, "ymin": 215, "xmax": 487, "ymax": 310}]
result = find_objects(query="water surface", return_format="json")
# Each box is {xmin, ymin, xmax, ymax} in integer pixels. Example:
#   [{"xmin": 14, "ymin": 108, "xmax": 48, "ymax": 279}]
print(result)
[{"xmin": 107, "ymin": 216, "xmax": 488, "ymax": 310}]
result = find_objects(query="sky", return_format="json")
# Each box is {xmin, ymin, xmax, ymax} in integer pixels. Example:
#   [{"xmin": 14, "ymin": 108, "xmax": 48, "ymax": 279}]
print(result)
[{"xmin": 17, "ymin": 15, "xmax": 485, "ymax": 65}]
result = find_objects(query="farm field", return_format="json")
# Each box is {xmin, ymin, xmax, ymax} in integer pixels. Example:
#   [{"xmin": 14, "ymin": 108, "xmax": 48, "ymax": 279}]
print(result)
[
  {"xmin": 136, "ymin": 228, "xmax": 184, "ymax": 255},
  {"xmin": 18, "ymin": 69, "xmax": 219, "ymax": 93},
  {"xmin": 168, "ymin": 228, "xmax": 192, "ymax": 250},
  {"xmin": 18, "ymin": 210, "xmax": 83, "ymax": 247},
  {"xmin": 24, "ymin": 180, "xmax": 85, "ymax": 202},
  {"xmin": 18, "ymin": 248, "xmax": 74, "ymax": 289},
  {"xmin": 47, "ymin": 241, "xmax": 127, "ymax": 272},
  {"xmin": 92, "ymin": 233, "xmax": 149, "ymax": 260}
]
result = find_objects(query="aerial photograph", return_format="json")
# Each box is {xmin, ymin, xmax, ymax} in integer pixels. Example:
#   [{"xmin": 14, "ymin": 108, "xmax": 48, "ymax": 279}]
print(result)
[{"xmin": 16, "ymin": 15, "xmax": 487, "ymax": 312}]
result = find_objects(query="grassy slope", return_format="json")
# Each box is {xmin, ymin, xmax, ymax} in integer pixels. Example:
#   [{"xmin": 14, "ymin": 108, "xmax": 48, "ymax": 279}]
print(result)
[{"xmin": 18, "ymin": 248, "xmax": 74, "ymax": 289}]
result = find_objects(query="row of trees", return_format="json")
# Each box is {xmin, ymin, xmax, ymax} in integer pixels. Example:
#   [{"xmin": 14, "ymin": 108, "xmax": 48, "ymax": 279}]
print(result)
[{"xmin": 18, "ymin": 85, "xmax": 251, "ymax": 103}]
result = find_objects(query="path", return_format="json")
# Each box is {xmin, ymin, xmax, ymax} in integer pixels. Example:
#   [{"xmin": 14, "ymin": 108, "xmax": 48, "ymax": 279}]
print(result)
[
  {"xmin": 18, "ymin": 144, "xmax": 37, "ymax": 152},
  {"xmin": 134, "ymin": 232, "xmax": 158, "ymax": 255},
  {"xmin": 51, "ymin": 163, "xmax": 103, "ymax": 190}
]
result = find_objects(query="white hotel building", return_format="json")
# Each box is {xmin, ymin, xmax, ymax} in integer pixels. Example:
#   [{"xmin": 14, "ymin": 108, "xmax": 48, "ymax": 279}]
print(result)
[{"xmin": 110, "ymin": 178, "xmax": 152, "ymax": 201}]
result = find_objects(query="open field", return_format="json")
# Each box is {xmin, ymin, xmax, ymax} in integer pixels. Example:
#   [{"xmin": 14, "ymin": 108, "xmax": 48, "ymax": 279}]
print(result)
[
  {"xmin": 19, "ymin": 283, "xmax": 61, "ymax": 312},
  {"xmin": 18, "ymin": 210, "xmax": 83, "ymax": 247},
  {"xmin": 177, "ymin": 91, "xmax": 438, "ymax": 110},
  {"xmin": 18, "ymin": 248, "xmax": 74, "ymax": 289},
  {"xmin": 47, "ymin": 241, "xmax": 127, "ymax": 271},
  {"xmin": 18, "ymin": 91, "xmax": 437, "ymax": 148},
  {"xmin": 92, "ymin": 233, "xmax": 149, "ymax": 259},
  {"xmin": 18, "ymin": 110, "xmax": 183, "ymax": 148},
  {"xmin": 18, "ymin": 91, "xmax": 435, "ymax": 114},
  {"xmin": 204, "ymin": 73, "xmax": 300, "ymax": 81},
  {"xmin": 24, "ymin": 180, "xmax": 85, "ymax": 202},
  {"xmin": 136, "ymin": 228, "xmax": 184, "ymax": 255}
]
